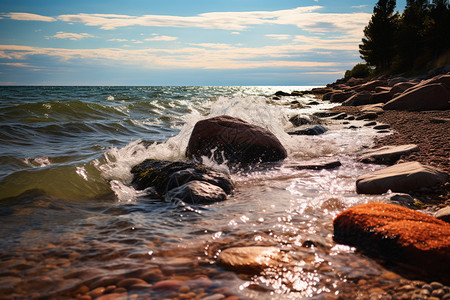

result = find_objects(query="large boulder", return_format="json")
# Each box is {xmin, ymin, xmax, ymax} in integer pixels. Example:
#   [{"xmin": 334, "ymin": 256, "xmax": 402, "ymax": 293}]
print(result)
[
  {"xmin": 131, "ymin": 159, "xmax": 234, "ymax": 198},
  {"xmin": 384, "ymin": 83, "xmax": 450, "ymax": 111},
  {"xmin": 358, "ymin": 144, "xmax": 419, "ymax": 165},
  {"xmin": 330, "ymin": 91, "xmax": 355, "ymax": 103},
  {"xmin": 186, "ymin": 115, "xmax": 287, "ymax": 165},
  {"xmin": 389, "ymin": 82, "xmax": 417, "ymax": 97},
  {"xmin": 356, "ymin": 162, "xmax": 448, "ymax": 194},
  {"xmin": 333, "ymin": 203, "xmax": 450, "ymax": 277},
  {"xmin": 355, "ymin": 80, "xmax": 386, "ymax": 92},
  {"xmin": 342, "ymin": 91, "xmax": 374, "ymax": 106}
]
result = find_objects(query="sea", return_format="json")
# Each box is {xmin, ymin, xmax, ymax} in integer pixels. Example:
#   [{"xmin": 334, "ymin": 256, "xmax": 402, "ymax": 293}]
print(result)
[{"xmin": 0, "ymin": 86, "xmax": 408, "ymax": 299}]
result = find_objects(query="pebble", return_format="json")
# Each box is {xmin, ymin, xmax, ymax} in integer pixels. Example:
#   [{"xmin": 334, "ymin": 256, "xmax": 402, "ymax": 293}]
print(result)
[
  {"xmin": 117, "ymin": 278, "xmax": 147, "ymax": 288},
  {"xmin": 95, "ymin": 293, "xmax": 128, "ymax": 300},
  {"xmin": 179, "ymin": 285, "xmax": 191, "ymax": 293},
  {"xmin": 88, "ymin": 287, "xmax": 105, "ymax": 298},
  {"xmin": 431, "ymin": 282, "xmax": 444, "ymax": 290},
  {"xmin": 432, "ymin": 289, "xmax": 446, "ymax": 298},
  {"xmin": 153, "ymin": 279, "xmax": 184, "ymax": 290},
  {"xmin": 200, "ymin": 294, "xmax": 225, "ymax": 300}
]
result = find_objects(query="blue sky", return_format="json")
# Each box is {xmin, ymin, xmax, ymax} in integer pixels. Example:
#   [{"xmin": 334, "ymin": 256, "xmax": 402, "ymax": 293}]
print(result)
[{"xmin": 0, "ymin": 0, "xmax": 407, "ymax": 85}]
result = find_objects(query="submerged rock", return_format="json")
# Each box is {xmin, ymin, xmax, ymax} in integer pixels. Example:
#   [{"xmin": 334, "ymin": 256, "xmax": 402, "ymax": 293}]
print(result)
[
  {"xmin": 186, "ymin": 115, "xmax": 287, "ymax": 165},
  {"xmin": 333, "ymin": 203, "xmax": 450, "ymax": 277},
  {"xmin": 358, "ymin": 144, "xmax": 419, "ymax": 165},
  {"xmin": 356, "ymin": 162, "xmax": 448, "ymax": 194},
  {"xmin": 217, "ymin": 246, "xmax": 288, "ymax": 274}
]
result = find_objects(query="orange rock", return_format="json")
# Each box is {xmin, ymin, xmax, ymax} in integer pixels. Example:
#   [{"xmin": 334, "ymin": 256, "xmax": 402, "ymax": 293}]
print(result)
[{"xmin": 333, "ymin": 203, "xmax": 450, "ymax": 276}]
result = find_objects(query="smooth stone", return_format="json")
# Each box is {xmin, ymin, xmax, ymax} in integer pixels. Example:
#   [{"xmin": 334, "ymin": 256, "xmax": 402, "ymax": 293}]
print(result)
[
  {"xmin": 288, "ymin": 125, "xmax": 328, "ymax": 136},
  {"xmin": 364, "ymin": 121, "xmax": 377, "ymax": 127},
  {"xmin": 89, "ymin": 287, "xmax": 106, "ymax": 298},
  {"xmin": 333, "ymin": 203, "xmax": 450, "ymax": 275},
  {"xmin": 153, "ymin": 279, "xmax": 184, "ymax": 290},
  {"xmin": 96, "ymin": 293, "xmax": 127, "ymax": 300},
  {"xmin": 356, "ymin": 162, "xmax": 447, "ymax": 194},
  {"xmin": 358, "ymin": 144, "xmax": 419, "ymax": 165},
  {"xmin": 186, "ymin": 115, "xmax": 287, "ymax": 165},
  {"xmin": 165, "ymin": 181, "xmax": 227, "ymax": 204},
  {"xmin": 217, "ymin": 246, "xmax": 288, "ymax": 274},
  {"xmin": 384, "ymin": 83, "xmax": 450, "ymax": 111},
  {"xmin": 435, "ymin": 206, "xmax": 450, "ymax": 223},
  {"xmin": 117, "ymin": 278, "xmax": 147, "ymax": 288},
  {"xmin": 341, "ymin": 91, "xmax": 374, "ymax": 106}
]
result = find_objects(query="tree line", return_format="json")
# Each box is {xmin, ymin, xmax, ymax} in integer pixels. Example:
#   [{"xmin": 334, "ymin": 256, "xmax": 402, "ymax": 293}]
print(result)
[{"xmin": 346, "ymin": 0, "xmax": 450, "ymax": 78}]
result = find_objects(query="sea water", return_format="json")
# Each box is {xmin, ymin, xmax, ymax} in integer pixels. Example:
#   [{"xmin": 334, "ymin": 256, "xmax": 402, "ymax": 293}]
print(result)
[{"xmin": 0, "ymin": 86, "xmax": 403, "ymax": 299}]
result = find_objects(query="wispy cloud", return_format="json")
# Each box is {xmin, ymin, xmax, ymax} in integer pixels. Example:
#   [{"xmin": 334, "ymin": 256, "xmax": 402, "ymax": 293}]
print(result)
[
  {"xmin": 47, "ymin": 32, "xmax": 95, "ymax": 40},
  {"xmin": 52, "ymin": 6, "xmax": 369, "ymax": 36},
  {"xmin": 144, "ymin": 34, "xmax": 178, "ymax": 42},
  {"xmin": 266, "ymin": 34, "xmax": 292, "ymax": 40},
  {"xmin": 352, "ymin": 5, "xmax": 368, "ymax": 9},
  {"xmin": 0, "ymin": 62, "xmax": 36, "ymax": 67},
  {"xmin": 3, "ymin": 12, "xmax": 56, "ymax": 22},
  {"xmin": 0, "ymin": 44, "xmax": 342, "ymax": 70}
]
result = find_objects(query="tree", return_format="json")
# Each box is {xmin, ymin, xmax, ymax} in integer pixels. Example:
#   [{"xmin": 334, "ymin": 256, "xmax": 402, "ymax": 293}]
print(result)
[
  {"xmin": 428, "ymin": 0, "xmax": 450, "ymax": 62},
  {"xmin": 392, "ymin": 0, "xmax": 430, "ymax": 72},
  {"xmin": 359, "ymin": 0, "xmax": 398, "ymax": 73}
]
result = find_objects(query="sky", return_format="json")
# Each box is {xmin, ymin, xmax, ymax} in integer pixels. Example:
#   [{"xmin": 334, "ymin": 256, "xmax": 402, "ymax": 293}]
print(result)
[{"xmin": 0, "ymin": 0, "xmax": 407, "ymax": 86}]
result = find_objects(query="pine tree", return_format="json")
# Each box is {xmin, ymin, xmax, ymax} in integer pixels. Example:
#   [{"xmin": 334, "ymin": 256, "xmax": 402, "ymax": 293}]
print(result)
[
  {"xmin": 359, "ymin": 0, "xmax": 398, "ymax": 73},
  {"xmin": 428, "ymin": 0, "xmax": 450, "ymax": 62}
]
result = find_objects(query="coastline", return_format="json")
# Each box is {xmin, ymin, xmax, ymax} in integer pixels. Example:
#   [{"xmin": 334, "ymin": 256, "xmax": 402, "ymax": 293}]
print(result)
[{"xmin": 331, "ymin": 105, "xmax": 450, "ymax": 211}]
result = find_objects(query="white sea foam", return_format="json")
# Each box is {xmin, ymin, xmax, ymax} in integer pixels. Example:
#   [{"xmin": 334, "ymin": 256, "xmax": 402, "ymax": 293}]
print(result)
[{"xmin": 97, "ymin": 93, "xmax": 383, "ymax": 201}]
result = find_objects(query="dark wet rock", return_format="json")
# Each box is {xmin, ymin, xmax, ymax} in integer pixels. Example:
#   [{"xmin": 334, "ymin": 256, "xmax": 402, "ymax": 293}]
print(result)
[
  {"xmin": 288, "ymin": 125, "xmax": 327, "ymax": 136},
  {"xmin": 167, "ymin": 168, "xmax": 234, "ymax": 194},
  {"xmin": 272, "ymin": 96, "xmax": 281, "ymax": 100},
  {"xmin": 217, "ymin": 246, "xmax": 288, "ymax": 274},
  {"xmin": 333, "ymin": 203, "xmax": 450, "ymax": 277},
  {"xmin": 356, "ymin": 162, "xmax": 448, "ymax": 194},
  {"xmin": 313, "ymin": 111, "xmax": 340, "ymax": 118},
  {"xmin": 131, "ymin": 159, "xmax": 234, "ymax": 198},
  {"xmin": 186, "ymin": 115, "xmax": 287, "ymax": 165},
  {"xmin": 275, "ymin": 91, "xmax": 291, "ymax": 97},
  {"xmin": 435, "ymin": 206, "xmax": 450, "ymax": 223},
  {"xmin": 284, "ymin": 159, "xmax": 341, "ymax": 170},
  {"xmin": 165, "ymin": 180, "xmax": 227, "ymax": 204},
  {"xmin": 373, "ymin": 124, "xmax": 390, "ymax": 130},
  {"xmin": 384, "ymin": 83, "xmax": 450, "ymax": 111},
  {"xmin": 364, "ymin": 121, "xmax": 377, "ymax": 127},
  {"xmin": 389, "ymin": 193, "xmax": 418, "ymax": 209},
  {"xmin": 358, "ymin": 144, "xmax": 419, "ymax": 165}
]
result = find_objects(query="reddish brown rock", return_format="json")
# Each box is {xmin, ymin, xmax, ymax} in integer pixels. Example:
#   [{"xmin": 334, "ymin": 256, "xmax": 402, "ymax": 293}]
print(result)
[
  {"xmin": 341, "ymin": 91, "xmax": 374, "ymax": 106},
  {"xmin": 333, "ymin": 203, "xmax": 450, "ymax": 275},
  {"xmin": 186, "ymin": 115, "xmax": 287, "ymax": 165},
  {"xmin": 384, "ymin": 83, "xmax": 450, "ymax": 111},
  {"xmin": 389, "ymin": 82, "xmax": 417, "ymax": 97}
]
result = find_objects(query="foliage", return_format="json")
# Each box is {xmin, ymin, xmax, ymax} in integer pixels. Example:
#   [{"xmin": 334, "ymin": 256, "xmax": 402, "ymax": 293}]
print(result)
[
  {"xmin": 358, "ymin": 0, "xmax": 450, "ymax": 75},
  {"xmin": 344, "ymin": 63, "xmax": 372, "ymax": 78}
]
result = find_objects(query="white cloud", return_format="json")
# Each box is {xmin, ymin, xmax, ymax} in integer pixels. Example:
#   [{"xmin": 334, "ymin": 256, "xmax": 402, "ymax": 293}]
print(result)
[
  {"xmin": 54, "ymin": 6, "xmax": 369, "ymax": 36},
  {"xmin": 266, "ymin": 34, "xmax": 291, "ymax": 40},
  {"xmin": 352, "ymin": 5, "xmax": 368, "ymax": 9},
  {"xmin": 108, "ymin": 38, "xmax": 128, "ymax": 42},
  {"xmin": 231, "ymin": 32, "xmax": 240, "ymax": 35},
  {"xmin": 0, "ymin": 62, "xmax": 36, "ymax": 67},
  {"xmin": 144, "ymin": 35, "xmax": 178, "ymax": 42},
  {"xmin": 0, "ymin": 44, "xmax": 342, "ymax": 70},
  {"xmin": 49, "ymin": 32, "xmax": 95, "ymax": 40},
  {"xmin": 3, "ymin": 12, "xmax": 56, "ymax": 22}
]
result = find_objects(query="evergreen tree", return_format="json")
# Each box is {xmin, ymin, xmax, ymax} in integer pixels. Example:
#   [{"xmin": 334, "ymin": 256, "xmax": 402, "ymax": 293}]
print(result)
[
  {"xmin": 392, "ymin": 0, "xmax": 430, "ymax": 72},
  {"xmin": 428, "ymin": 0, "xmax": 450, "ymax": 62},
  {"xmin": 359, "ymin": 0, "xmax": 398, "ymax": 73}
]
